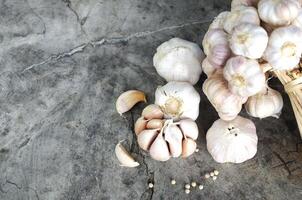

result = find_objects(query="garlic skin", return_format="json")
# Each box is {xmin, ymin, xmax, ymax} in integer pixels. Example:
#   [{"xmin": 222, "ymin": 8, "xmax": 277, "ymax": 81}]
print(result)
[
  {"xmin": 115, "ymin": 142, "xmax": 140, "ymax": 167},
  {"xmin": 202, "ymin": 29, "xmax": 231, "ymax": 66},
  {"xmin": 116, "ymin": 90, "xmax": 146, "ymax": 115},
  {"xmin": 258, "ymin": 0, "xmax": 300, "ymax": 26},
  {"xmin": 230, "ymin": 23, "xmax": 268, "ymax": 59},
  {"xmin": 264, "ymin": 25, "xmax": 302, "ymax": 70},
  {"xmin": 155, "ymin": 81, "xmax": 200, "ymax": 120},
  {"xmin": 209, "ymin": 11, "xmax": 230, "ymax": 30},
  {"xmin": 153, "ymin": 38, "xmax": 204, "ymax": 85},
  {"xmin": 164, "ymin": 124, "xmax": 183, "ymax": 157},
  {"xmin": 206, "ymin": 116, "xmax": 258, "ymax": 163},
  {"xmin": 203, "ymin": 72, "xmax": 247, "ymax": 121},
  {"xmin": 224, "ymin": 6, "xmax": 260, "ymax": 33},
  {"xmin": 245, "ymin": 86, "xmax": 283, "ymax": 119},
  {"xmin": 292, "ymin": 10, "xmax": 302, "ymax": 29},
  {"xmin": 223, "ymin": 56, "xmax": 266, "ymax": 97},
  {"xmin": 231, "ymin": 0, "xmax": 259, "ymax": 8},
  {"xmin": 202, "ymin": 58, "xmax": 220, "ymax": 77}
]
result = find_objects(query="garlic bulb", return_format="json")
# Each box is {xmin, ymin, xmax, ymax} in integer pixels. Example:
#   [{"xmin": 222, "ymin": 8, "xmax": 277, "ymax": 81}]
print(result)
[
  {"xmin": 202, "ymin": 58, "xmax": 220, "ymax": 77},
  {"xmin": 155, "ymin": 81, "xmax": 200, "ymax": 120},
  {"xmin": 231, "ymin": 0, "xmax": 259, "ymax": 8},
  {"xmin": 245, "ymin": 86, "xmax": 283, "ymax": 119},
  {"xmin": 224, "ymin": 6, "xmax": 260, "ymax": 33},
  {"xmin": 206, "ymin": 116, "xmax": 258, "ymax": 163},
  {"xmin": 202, "ymin": 29, "xmax": 231, "ymax": 66},
  {"xmin": 264, "ymin": 25, "xmax": 302, "ymax": 70},
  {"xmin": 209, "ymin": 11, "xmax": 230, "ymax": 30},
  {"xmin": 153, "ymin": 38, "xmax": 204, "ymax": 85},
  {"xmin": 203, "ymin": 71, "xmax": 247, "ymax": 121},
  {"xmin": 223, "ymin": 56, "xmax": 266, "ymax": 97},
  {"xmin": 258, "ymin": 0, "xmax": 300, "ymax": 26},
  {"xmin": 230, "ymin": 23, "xmax": 268, "ymax": 59},
  {"xmin": 292, "ymin": 10, "xmax": 302, "ymax": 29}
]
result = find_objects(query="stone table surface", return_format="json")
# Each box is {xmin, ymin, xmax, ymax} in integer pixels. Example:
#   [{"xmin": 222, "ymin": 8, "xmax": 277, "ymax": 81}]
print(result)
[{"xmin": 0, "ymin": 0, "xmax": 302, "ymax": 199}]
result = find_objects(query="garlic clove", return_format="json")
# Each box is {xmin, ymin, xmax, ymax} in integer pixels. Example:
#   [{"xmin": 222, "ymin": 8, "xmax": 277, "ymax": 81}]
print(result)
[
  {"xmin": 134, "ymin": 117, "xmax": 148, "ymax": 135},
  {"xmin": 179, "ymin": 119, "xmax": 199, "ymax": 140},
  {"xmin": 149, "ymin": 132, "xmax": 171, "ymax": 161},
  {"xmin": 209, "ymin": 11, "xmax": 230, "ymax": 30},
  {"xmin": 115, "ymin": 141, "xmax": 140, "ymax": 167},
  {"xmin": 146, "ymin": 119, "xmax": 164, "ymax": 129},
  {"xmin": 182, "ymin": 138, "xmax": 197, "ymax": 158},
  {"xmin": 142, "ymin": 104, "xmax": 164, "ymax": 120},
  {"xmin": 116, "ymin": 90, "xmax": 146, "ymax": 115},
  {"xmin": 164, "ymin": 124, "xmax": 183, "ymax": 157},
  {"xmin": 137, "ymin": 129, "xmax": 159, "ymax": 151}
]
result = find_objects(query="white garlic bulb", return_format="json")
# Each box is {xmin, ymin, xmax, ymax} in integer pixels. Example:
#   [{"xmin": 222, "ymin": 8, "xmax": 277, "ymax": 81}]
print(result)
[
  {"xmin": 206, "ymin": 116, "xmax": 258, "ymax": 163},
  {"xmin": 224, "ymin": 6, "xmax": 260, "ymax": 33},
  {"xmin": 202, "ymin": 29, "xmax": 231, "ymax": 66},
  {"xmin": 231, "ymin": 0, "xmax": 259, "ymax": 8},
  {"xmin": 203, "ymin": 71, "xmax": 247, "ymax": 121},
  {"xmin": 245, "ymin": 86, "xmax": 283, "ymax": 119},
  {"xmin": 201, "ymin": 57, "xmax": 221, "ymax": 77},
  {"xmin": 223, "ymin": 56, "xmax": 266, "ymax": 97},
  {"xmin": 230, "ymin": 23, "xmax": 268, "ymax": 59},
  {"xmin": 292, "ymin": 9, "xmax": 302, "ymax": 29},
  {"xmin": 258, "ymin": 0, "xmax": 300, "ymax": 26},
  {"xmin": 209, "ymin": 11, "xmax": 230, "ymax": 30},
  {"xmin": 264, "ymin": 25, "xmax": 302, "ymax": 70},
  {"xmin": 155, "ymin": 81, "xmax": 200, "ymax": 120},
  {"xmin": 153, "ymin": 38, "xmax": 204, "ymax": 85}
]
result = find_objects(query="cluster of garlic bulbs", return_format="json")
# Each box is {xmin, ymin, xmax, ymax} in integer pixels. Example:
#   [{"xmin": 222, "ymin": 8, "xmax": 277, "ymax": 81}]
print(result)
[{"xmin": 135, "ymin": 104, "xmax": 198, "ymax": 161}]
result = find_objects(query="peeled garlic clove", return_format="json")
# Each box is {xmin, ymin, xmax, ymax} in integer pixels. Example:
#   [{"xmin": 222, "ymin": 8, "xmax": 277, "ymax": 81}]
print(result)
[
  {"xmin": 146, "ymin": 119, "xmax": 164, "ymax": 129},
  {"xmin": 209, "ymin": 11, "xmax": 230, "ymax": 30},
  {"xmin": 137, "ymin": 129, "xmax": 159, "ymax": 151},
  {"xmin": 134, "ymin": 117, "xmax": 148, "ymax": 135},
  {"xmin": 230, "ymin": 23, "xmax": 268, "ymax": 59},
  {"xmin": 116, "ymin": 90, "xmax": 146, "ymax": 115},
  {"xmin": 224, "ymin": 6, "xmax": 260, "ymax": 33},
  {"xmin": 258, "ymin": 0, "xmax": 300, "ymax": 26},
  {"xmin": 223, "ymin": 56, "xmax": 265, "ymax": 97},
  {"xmin": 155, "ymin": 82, "xmax": 200, "ymax": 120},
  {"xmin": 179, "ymin": 119, "xmax": 199, "ymax": 140},
  {"xmin": 263, "ymin": 25, "xmax": 302, "ymax": 70},
  {"xmin": 149, "ymin": 133, "xmax": 171, "ymax": 161},
  {"xmin": 164, "ymin": 124, "xmax": 183, "ymax": 157},
  {"xmin": 115, "ymin": 141, "xmax": 140, "ymax": 167},
  {"xmin": 142, "ymin": 104, "xmax": 164, "ymax": 120},
  {"xmin": 182, "ymin": 138, "xmax": 197, "ymax": 158}
]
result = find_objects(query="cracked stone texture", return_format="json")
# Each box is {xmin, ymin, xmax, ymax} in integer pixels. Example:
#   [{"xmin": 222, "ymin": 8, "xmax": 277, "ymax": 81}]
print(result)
[{"xmin": 0, "ymin": 0, "xmax": 302, "ymax": 199}]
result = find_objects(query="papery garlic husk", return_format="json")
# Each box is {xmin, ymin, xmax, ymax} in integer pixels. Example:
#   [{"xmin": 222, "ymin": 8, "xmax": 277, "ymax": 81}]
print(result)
[
  {"xmin": 155, "ymin": 81, "xmax": 200, "ymax": 120},
  {"xmin": 203, "ymin": 71, "xmax": 247, "ymax": 121},
  {"xmin": 202, "ymin": 58, "xmax": 221, "ymax": 77},
  {"xmin": 202, "ymin": 29, "xmax": 231, "ymax": 66},
  {"xmin": 116, "ymin": 90, "xmax": 146, "ymax": 115},
  {"xmin": 292, "ymin": 10, "xmax": 302, "ymax": 29},
  {"xmin": 245, "ymin": 86, "xmax": 283, "ymax": 119},
  {"xmin": 153, "ymin": 38, "xmax": 204, "ymax": 85},
  {"xmin": 209, "ymin": 11, "xmax": 230, "ymax": 30},
  {"xmin": 231, "ymin": 0, "xmax": 259, "ymax": 9},
  {"xmin": 137, "ymin": 129, "xmax": 159, "ymax": 151},
  {"xmin": 223, "ymin": 6, "xmax": 260, "ymax": 33},
  {"xmin": 179, "ymin": 119, "xmax": 199, "ymax": 140},
  {"xmin": 206, "ymin": 116, "xmax": 258, "ymax": 163},
  {"xmin": 258, "ymin": 0, "xmax": 300, "ymax": 26},
  {"xmin": 263, "ymin": 25, "xmax": 302, "ymax": 70},
  {"xmin": 182, "ymin": 138, "xmax": 197, "ymax": 158},
  {"xmin": 164, "ymin": 124, "xmax": 183, "ymax": 157},
  {"xmin": 146, "ymin": 119, "xmax": 164, "ymax": 129},
  {"xmin": 135, "ymin": 117, "xmax": 148, "ymax": 135},
  {"xmin": 142, "ymin": 104, "xmax": 164, "ymax": 120},
  {"xmin": 115, "ymin": 141, "xmax": 140, "ymax": 167},
  {"xmin": 149, "ymin": 132, "xmax": 171, "ymax": 161},
  {"xmin": 223, "ymin": 56, "xmax": 266, "ymax": 97},
  {"xmin": 230, "ymin": 23, "xmax": 268, "ymax": 59}
]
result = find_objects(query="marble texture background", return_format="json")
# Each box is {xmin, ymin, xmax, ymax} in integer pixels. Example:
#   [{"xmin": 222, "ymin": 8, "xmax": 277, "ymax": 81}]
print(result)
[{"xmin": 0, "ymin": 0, "xmax": 301, "ymax": 199}]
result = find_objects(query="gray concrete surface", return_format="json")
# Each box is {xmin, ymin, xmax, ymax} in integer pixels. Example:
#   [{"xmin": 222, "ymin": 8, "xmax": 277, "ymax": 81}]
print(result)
[{"xmin": 0, "ymin": 0, "xmax": 301, "ymax": 199}]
